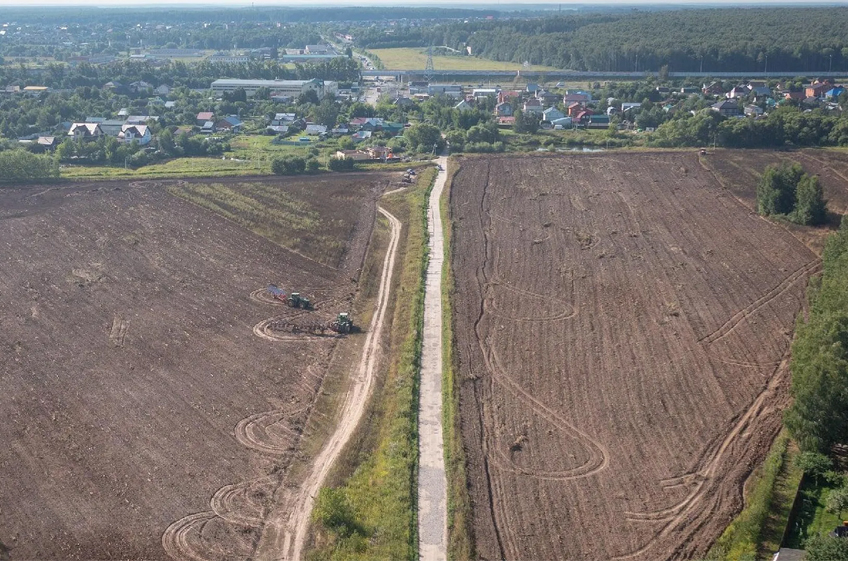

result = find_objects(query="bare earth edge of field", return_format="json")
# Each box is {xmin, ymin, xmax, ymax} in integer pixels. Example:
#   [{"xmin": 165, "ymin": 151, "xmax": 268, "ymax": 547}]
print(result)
[{"xmin": 441, "ymin": 159, "xmax": 476, "ymax": 561}]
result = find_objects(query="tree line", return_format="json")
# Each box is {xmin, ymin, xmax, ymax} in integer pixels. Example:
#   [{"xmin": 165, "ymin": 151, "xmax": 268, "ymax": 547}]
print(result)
[
  {"xmin": 1, "ymin": 58, "xmax": 360, "ymax": 92},
  {"xmin": 353, "ymin": 8, "xmax": 848, "ymax": 73},
  {"xmin": 785, "ymin": 217, "xmax": 848, "ymax": 454}
]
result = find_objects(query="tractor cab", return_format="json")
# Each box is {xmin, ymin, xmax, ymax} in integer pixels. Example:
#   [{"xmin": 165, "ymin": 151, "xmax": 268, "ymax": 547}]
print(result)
[{"xmin": 332, "ymin": 312, "xmax": 353, "ymax": 333}]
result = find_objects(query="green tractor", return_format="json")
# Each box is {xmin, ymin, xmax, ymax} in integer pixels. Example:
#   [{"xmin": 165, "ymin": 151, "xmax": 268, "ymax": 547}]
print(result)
[
  {"xmin": 330, "ymin": 312, "xmax": 353, "ymax": 334},
  {"xmin": 288, "ymin": 292, "xmax": 312, "ymax": 309}
]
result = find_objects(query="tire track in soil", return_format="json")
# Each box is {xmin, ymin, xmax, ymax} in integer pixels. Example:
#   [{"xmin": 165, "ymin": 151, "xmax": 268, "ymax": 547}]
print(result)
[
  {"xmin": 698, "ymin": 259, "xmax": 821, "ymax": 345},
  {"xmin": 613, "ymin": 358, "xmax": 790, "ymax": 559},
  {"xmin": 470, "ymin": 161, "xmax": 610, "ymax": 559},
  {"xmin": 483, "ymin": 281, "xmax": 577, "ymax": 323},
  {"xmin": 163, "ymin": 281, "xmax": 337, "ymax": 561},
  {"xmin": 161, "ymin": 512, "xmax": 220, "ymax": 561},
  {"xmin": 252, "ymin": 206, "xmax": 402, "ymax": 561},
  {"xmin": 210, "ymin": 477, "xmax": 277, "ymax": 527},
  {"xmin": 234, "ymin": 408, "xmax": 307, "ymax": 456}
]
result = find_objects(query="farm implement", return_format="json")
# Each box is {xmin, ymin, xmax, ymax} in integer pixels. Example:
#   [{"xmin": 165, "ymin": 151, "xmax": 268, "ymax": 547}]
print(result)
[
  {"xmin": 267, "ymin": 284, "xmax": 312, "ymax": 309},
  {"xmin": 267, "ymin": 313, "xmax": 355, "ymax": 336}
]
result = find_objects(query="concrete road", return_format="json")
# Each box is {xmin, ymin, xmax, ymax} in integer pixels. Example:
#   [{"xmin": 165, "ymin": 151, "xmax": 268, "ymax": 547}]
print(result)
[{"xmin": 418, "ymin": 157, "xmax": 449, "ymax": 561}]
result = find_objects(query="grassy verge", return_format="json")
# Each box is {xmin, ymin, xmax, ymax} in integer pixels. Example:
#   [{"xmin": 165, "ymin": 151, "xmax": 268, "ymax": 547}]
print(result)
[
  {"xmin": 440, "ymin": 158, "xmax": 475, "ymax": 560},
  {"xmin": 306, "ymin": 167, "xmax": 436, "ymax": 561},
  {"xmin": 709, "ymin": 430, "xmax": 798, "ymax": 560},
  {"xmin": 759, "ymin": 439, "xmax": 805, "ymax": 557},
  {"xmin": 166, "ymin": 180, "xmax": 347, "ymax": 267},
  {"xmin": 784, "ymin": 473, "xmax": 847, "ymax": 548},
  {"xmin": 61, "ymin": 156, "xmax": 265, "ymax": 179}
]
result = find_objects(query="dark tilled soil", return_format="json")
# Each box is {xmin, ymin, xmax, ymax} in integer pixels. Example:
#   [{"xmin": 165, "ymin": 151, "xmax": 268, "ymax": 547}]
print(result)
[
  {"xmin": 449, "ymin": 152, "xmax": 825, "ymax": 561},
  {"xmin": 0, "ymin": 174, "xmax": 388, "ymax": 560}
]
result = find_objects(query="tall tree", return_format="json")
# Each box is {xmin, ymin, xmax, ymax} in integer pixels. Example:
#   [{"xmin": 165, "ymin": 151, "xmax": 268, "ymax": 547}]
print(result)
[{"xmin": 794, "ymin": 173, "xmax": 828, "ymax": 226}]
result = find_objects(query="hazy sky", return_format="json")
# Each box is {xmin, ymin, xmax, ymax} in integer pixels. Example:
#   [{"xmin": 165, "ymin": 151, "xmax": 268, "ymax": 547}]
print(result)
[{"xmin": 0, "ymin": 0, "xmax": 843, "ymax": 6}]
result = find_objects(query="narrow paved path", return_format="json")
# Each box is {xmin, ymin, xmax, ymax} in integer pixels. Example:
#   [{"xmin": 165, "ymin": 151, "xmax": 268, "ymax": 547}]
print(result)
[
  {"xmin": 254, "ymin": 206, "xmax": 402, "ymax": 561},
  {"xmin": 418, "ymin": 157, "xmax": 449, "ymax": 561}
]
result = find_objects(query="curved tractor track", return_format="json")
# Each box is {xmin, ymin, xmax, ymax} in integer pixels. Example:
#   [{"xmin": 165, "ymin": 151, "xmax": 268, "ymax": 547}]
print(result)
[{"xmin": 163, "ymin": 206, "xmax": 402, "ymax": 561}]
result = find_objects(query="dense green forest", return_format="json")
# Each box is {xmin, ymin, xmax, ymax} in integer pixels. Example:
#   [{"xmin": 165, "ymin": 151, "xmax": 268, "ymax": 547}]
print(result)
[
  {"xmin": 785, "ymin": 217, "xmax": 848, "ymax": 453},
  {"xmin": 351, "ymin": 8, "xmax": 848, "ymax": 73}
]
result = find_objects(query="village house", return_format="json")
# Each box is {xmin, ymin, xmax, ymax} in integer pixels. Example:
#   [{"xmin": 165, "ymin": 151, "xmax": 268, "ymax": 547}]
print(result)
[
  {"xmin": 270, "ymin": 113, "xmax": 296, "ymax": 126},
  {"xmin": 37, "ymin": 136, "xmax": 60, "ymax": 150},
  {"xmin": 535, "ymin": 90, "xmax": 560, "ymax": 106},
  {"xmin": 751, "ymin": 86, "xmax": 772, "ymax": 98},
  {"xmin": 523, "ymin": 98, "xmax": 544, "ymax": 115},
  {"xmin": 711, "ymin": 99, "xmax": 741, "ymax": 116},
  {"xmin": 573, "ymin": 109, "xmax": 593, "ymax": 125},
  {"xmin": 98, "ymin": 120, "xmax": 126, "ymax": 137},
  {"xmin": 334, "ymin": 149, "xmax": 372, "ymax": 161},
  {"xmin": 305, "ymin": 124, "xmax": 328, "ymax": 135},
  {"xmin": 567, "ymin": 102, "xmax": 585, "ymax": 117},
  {"xmin": 702, "ymin": 81, "xmax": 724, "ymax": 95},
  {"xmin": 542, "ymin": 107, "xmax": 565, "ymax": 122},
  {"xmin": 126, "ymin": 115, "xmax": 159, "ymax": 125},
  {"xmin": 215, "ymin": 115, "xmax": 243, "ymax": 133},
  {"xmin": 68, "ymin": 123, "xmax": 104, "ymax": 141},
  {"xmin": 118, "ymin": 124, "xmax": 151, "ymax": 145},
  {"xmin": 726, "ymin": 86, "xmax": 749, "ymax": 99},
  {"xmin": 563, "ymin": 92, "xmax": 591, "ymax": 104},
  {"xmin": 497, "ymin": 90, "xmax": 521, "ymax": 105},
  {"xmin": 455, "ymin": 100, "xmax": 474, "ymax": 112},
  {"xmin": 196, "ymin": 112, "xmax": 215, "ymax": 126},
  {"xmin": 744, "ymin": 105, "xmax": 764, "ymax": 117},
  {"xmin": 805, "ymin": 81, "xmax": 831, "ymax": 98},
  {"xmin": 495, "ymin": 101, "xmax": 514, "ymax": 117}
]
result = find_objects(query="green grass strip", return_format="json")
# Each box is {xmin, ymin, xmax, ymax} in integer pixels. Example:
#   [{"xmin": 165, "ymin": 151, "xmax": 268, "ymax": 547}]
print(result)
[
  {"xmin": 709, "ymin": 431, "xmax": 795, "ymax": 561},
  {"xmin": 440, "ymin": 159, "xmax": 475, "ymax": 560},
  {"xmin": 307, "ymin": 167, "xmax": 436, "ymax": 561}
]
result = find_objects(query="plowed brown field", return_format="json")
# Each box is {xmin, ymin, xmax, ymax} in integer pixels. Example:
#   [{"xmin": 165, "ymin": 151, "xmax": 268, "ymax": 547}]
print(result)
[
  {"xmin": 702, "ymin": 149, "xmax": 848, "ymax": 251},
  {"xmin": 450, "ymin": 152, "xmax": 823, "ymax": 560},
  {"xmin": 0, "ymin": 173, "xmax": 394, "ymax": 559}
]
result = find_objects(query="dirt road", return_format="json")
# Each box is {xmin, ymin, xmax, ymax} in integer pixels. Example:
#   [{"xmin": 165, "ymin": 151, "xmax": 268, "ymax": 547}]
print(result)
[
  {"xmin": 254, "ymin": 206, "xmax": 402, "ymax": 561},
  {"xmin": 418, "ymin": 157, "xmax": 448, "ymax": 561}
]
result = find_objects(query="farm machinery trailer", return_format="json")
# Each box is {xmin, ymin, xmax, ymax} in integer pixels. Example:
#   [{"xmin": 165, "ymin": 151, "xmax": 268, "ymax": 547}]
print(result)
[
  {"xmin": 267, "ymin": 284, "xmax": 312, "ymax": 309},
  {"xmin": 267, "ymin": 312, "xmax": 354, "ymax": 336}
]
